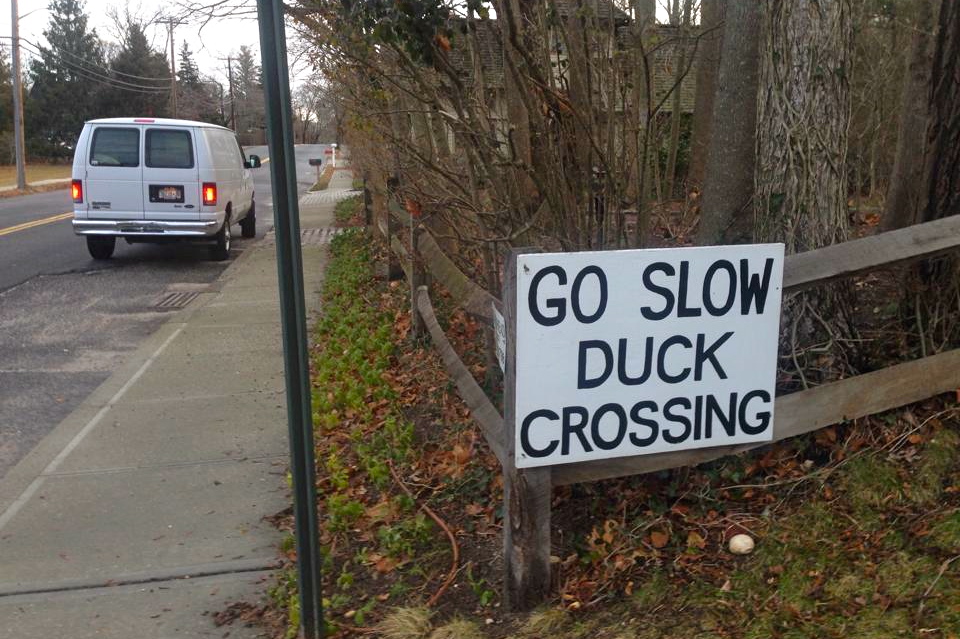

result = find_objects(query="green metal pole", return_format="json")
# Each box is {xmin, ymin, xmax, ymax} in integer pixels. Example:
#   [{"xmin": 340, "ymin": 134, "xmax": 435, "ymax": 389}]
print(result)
[{"xmin": 256, "ymin": 1, "xmax": 323, "ymax": 637}]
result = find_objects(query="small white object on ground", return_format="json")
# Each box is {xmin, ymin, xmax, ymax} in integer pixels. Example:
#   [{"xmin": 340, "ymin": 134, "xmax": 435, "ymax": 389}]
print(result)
[{"xmin": 729, "ymin": 534, "xmax": 755, "ymax": 555}]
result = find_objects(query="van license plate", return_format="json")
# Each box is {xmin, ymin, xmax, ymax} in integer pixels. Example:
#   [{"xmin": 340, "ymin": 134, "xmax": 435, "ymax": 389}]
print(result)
[{"xmin": 150, "ymin": 185, "xmax": 184, "ymax": 203}]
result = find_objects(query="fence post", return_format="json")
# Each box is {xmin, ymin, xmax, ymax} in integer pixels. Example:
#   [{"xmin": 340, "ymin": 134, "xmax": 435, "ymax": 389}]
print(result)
[
  {"xmin": 410, "ymin": 225, "xmax": 426, "ymax": 341},
  {"xmin": 385, "ymin": 177, "xmax": 403, "ymax": 281},
  {"xmin": 502, "ymin": 249, "xmax": 552, "ymax": 610},
  {"xmin": 363, "ymin": 174, "xmax": 373, "ymax": 228}
]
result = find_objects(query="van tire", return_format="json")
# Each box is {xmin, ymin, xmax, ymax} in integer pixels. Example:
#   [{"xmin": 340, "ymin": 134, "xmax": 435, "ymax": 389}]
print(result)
[
  {"xmin": 210, "ymin": 216, "xmax": 231, "ymax": 261},
  {"xmin": 87, "ymin": 236, "xmax": 116, "ymax": 260},
  {"xmin": 240, "ymin": 201, "xmax": 256, "ymax": 238}
]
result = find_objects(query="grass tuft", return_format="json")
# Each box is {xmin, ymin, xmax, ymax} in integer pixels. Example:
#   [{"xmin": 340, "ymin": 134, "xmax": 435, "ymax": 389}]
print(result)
[
  {"xmin": 377, "ymin": 606, "xmax": 433, "ymax": 639},
  {"xmin": 517, "ymin": 608, "xmax": 572, "ymax": 636},
  {"xmin": 427, "ymin": 618, "xmax": 486, "ymax": 639}
]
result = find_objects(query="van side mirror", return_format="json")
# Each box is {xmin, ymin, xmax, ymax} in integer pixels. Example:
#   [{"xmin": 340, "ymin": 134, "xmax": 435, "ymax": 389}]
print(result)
[{"xmin": 245, "ymin": 155, "xmax": 262, "ymax": 169}]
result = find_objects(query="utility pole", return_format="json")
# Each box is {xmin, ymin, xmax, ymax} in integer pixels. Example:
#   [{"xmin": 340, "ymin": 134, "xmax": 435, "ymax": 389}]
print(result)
[
  {"xmin": 158, "ymin": 18, "xmax": 180, "ymax": 118},
  {"xmin": 10, "ymin": 0, "xmax": 26, "ymax": 191},
  {"xmin": 223, "ymin": 56, "xmax": 236, "ymax": 131}
]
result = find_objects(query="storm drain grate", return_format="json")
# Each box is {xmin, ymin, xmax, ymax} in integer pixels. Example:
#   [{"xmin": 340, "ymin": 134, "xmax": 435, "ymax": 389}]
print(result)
[
  {"xmin": 301, "ymin": 227, "xmax": 342, "ymax": 246},
  {"xmin": 155, "ymin": 291, "xmax": 200, "ymax": 310},
  {"xmin": 264, "ymin": 227, "xmax": 342, "ymax": 246}
]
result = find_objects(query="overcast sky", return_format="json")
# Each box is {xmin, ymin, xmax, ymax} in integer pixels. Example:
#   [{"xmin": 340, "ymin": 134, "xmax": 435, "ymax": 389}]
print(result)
[{"xmin": 0, "ymin": 1, "xmax": 307, "ymax": 89}]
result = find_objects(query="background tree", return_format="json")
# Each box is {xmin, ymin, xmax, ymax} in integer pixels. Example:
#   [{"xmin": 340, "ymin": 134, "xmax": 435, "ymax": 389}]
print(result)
[
  {"xmin": 177, "ymin": 42, "xmax": 222, "ymax": 123},
  {"xmin": 0, "ymin": 44, "xmax": 14, "ymax": 163},
  {"xmin": 882, "ymin": 0, "xmax": 937, "ymax": 231},
  {"xmin": 233, "ymin": 45, "xmax": 265, "ymax": 142},
  {"xmin": 26, "ymin": 0, "xmax": 105, "ymax": 158},
  {"xmin": 687, "ymin": 0, "xmax": 725, "ymax": 190},
  {"xmin": 697, "ymin": 0, "xmax": 760, "ymax": 244},
  {"xmin": 755, "ymin": 0, "xmax": 856, "ymax": 383},
  {"xmin": 99, "ymin": 19, "xmax": 170, "ymax": 118},
  {"xmin": 755, "ymin": 0, "xmax": 853, "ymax": 253}
]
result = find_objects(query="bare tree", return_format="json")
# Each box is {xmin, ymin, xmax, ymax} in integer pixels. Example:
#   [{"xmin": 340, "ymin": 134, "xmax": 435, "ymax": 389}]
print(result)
[
  {"xmin": 882, "ymin": 0, "xmax": 939, "ymax": 231},
  {"xmin": 687, "ymin": 0, "xmax": 725, "ymax": 190},
  {"xmin": 755, "ymin": 0, "xmax": 853, "ymax": 253},
  {"xmin": 697, "ymin": 0, "xmax": 759, "ymax": 244}
]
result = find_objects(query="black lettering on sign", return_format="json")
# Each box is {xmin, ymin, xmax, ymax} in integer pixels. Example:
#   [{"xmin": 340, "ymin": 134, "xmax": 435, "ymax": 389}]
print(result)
[
  {"xmin": 571, "ymin": 266, "xmax": 608, "ymax": 324},
  {"xmin": 578, "ymin": 340, "xmax": 613, "ymax": 389},
  {"xmin": 528, "ymin": 265, "xmax": 567, "ymax": 326},
  {"xmin": 662, "ymin": 397, "xmax": 692, "ymax": 443},
  {"xmin": 562, "ymin": 406, "xmax": 592, "ymax": 455},
  {"xmin": 656, "ymin": 335, "xmax": 692, "ymax": 383},
  {"xmin": 520, "ymin": 409, "xmax": 560, "ymax": 458},
  {"xmin": 618, "ymin": 337, "xmax": 653, "ymax": 385},
  {"xmin": 703, "ymin": 260, "xmax": 737, "ymax": 316},
  {"xmin": 629, "ymin": 401, "xmax": 659, "ymax": 447},
  {"xmin": 677, "ymin": 262, "xmax": 702, "ymax": 317},
  {"xmin": 740, "ymin": 258, "xmax": 774, "ymax": 315},
  {"xmin": 591, "ymin": 403, "xmax": 628, "ymax": 450},
  {"xmin": 694, "ymin": 332, "xmax": 733, "ymax": 380},
  {"xmin": 705, "ymin": 393, "xmax": 738, "ymax": 438},
  {"xmin": 641, "ymin": 262, "xmax": 675, "ymax": 320},
  {"xmin": 739, "ymin": 390, "xmax": 772, "ymax": 435}
]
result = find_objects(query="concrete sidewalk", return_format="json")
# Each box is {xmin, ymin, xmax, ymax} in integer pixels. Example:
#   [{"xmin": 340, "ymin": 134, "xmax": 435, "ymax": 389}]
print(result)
[{"xmin": 0, "ymin": 169, "xmax": 358, "ymax": 638}]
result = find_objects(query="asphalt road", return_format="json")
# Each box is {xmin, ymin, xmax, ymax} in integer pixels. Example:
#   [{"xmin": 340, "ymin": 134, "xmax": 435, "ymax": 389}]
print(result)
[{"xmin": 0, "ymin": 143, "xmax": 329, "ymax": 479}]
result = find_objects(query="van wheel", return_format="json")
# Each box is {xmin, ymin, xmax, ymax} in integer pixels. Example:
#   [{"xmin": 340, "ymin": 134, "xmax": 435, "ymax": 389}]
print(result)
[
  {"xmin": 210, "ymin": 216, "xmax": 231, "ymax": 261},
  {"xmin": 240, "ymin": 201, "xmax": 256, "ymax": 238},
  {"xmin": 87, "ymin": 236, "xmax": 116, "ymax": 260}
]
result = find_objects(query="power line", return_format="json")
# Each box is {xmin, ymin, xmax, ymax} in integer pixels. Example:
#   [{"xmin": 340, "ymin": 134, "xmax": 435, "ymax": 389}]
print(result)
[
  {"xmin": 9, "ymin": 38, "xmax": 171, "ymax": 93},
  {"xmin": 22, "ymin": 37, "xmax": 171, "ymax": 84}
]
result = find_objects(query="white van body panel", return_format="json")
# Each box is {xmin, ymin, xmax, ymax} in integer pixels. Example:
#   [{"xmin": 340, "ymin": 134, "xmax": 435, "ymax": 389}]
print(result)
[{"xmin": 72, "ymin": 118, "xmax": 255, "ymax": 238}]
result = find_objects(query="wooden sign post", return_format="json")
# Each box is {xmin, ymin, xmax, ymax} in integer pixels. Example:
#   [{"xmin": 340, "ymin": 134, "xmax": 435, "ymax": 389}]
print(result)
[{"xmin": 502, "ymin": 249, "xmax": 552, "ymax": 610}]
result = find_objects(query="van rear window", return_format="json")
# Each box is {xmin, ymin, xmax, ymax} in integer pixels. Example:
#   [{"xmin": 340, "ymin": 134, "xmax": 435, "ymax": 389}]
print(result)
[
  {"xmin": 146, "ymin": 129, "xmax": 194, "ymax": 169},
  {"xmin": 90, "ymin": 128, "xmax": 139, "ymax": 167}
]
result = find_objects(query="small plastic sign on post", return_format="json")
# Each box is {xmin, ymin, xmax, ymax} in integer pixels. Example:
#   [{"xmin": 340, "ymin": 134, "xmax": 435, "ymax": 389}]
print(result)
[
  {"xmin": 513, "ymin": 244, "xmax": 785, "ymax": 469},
  {"xmin": 493, "ymin": 304, "xmax": 506, "ymax": 371}
]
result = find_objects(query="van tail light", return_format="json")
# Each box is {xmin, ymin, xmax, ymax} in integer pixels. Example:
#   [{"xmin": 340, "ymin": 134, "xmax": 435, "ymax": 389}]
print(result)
[
  {"xmin": 202, "ymin": 182, "xmax": 217, "ymax": 206},
  {"xmin": 72, "ymin": 179, "xmax": 83, "ymax": 203}
]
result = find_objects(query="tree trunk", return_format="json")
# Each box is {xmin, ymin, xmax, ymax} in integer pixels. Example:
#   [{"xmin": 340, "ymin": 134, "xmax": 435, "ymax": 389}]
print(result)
[
  {"xmin": 628, "ymin": 0, "xmax": 656, "ymax": 246},
  {"xmin": 687, "ymin": 0, "xmax": 727, "ymax": 191},
  {"xmin": 665, "ymin": 0, "xmax": 692, "ymax": 199},
  {"xmin": 882, "ymin": 0, "xmax": 938, "ymax": 231},
  {"xmin": 755, "ymin": 0, "xmax": 856, "ymax": 385},
  {"xmin": 919, "ymin": 0, "xmax": 960, "ymax": 225},
  {"xmin": 696, "ymin": 0, "xmax": 760, "ymax": 245},
  {"xmin": 908, "ymin": 0, "xmax": 960, "ymax": 355},
  {"xmin": 755, "ymin": 0, "xmax": 852, "ymax": 253}
]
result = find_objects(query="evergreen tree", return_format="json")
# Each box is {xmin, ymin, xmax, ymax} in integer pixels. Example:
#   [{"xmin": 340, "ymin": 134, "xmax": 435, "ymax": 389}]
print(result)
[
  {"xmin": 233, "ymin": 45, "xmax": 264, "ymax": 138},
  {"xmin": 177, "ymin": 41, "xmax": 201, "ymax": 88},
  {"xmin": 100, "ymin": 21, "xmax": 170, "ymax": 118},
  {"xmin": 27, "ymin": 0, "xmax": 104, "ymax": 158},
  {"xmin": 0, "ymin": 43, "xmax": 14, "ymax": 163},
  {"xmin": 177, "ymin": 42, "xmax": 221, "ymax": 123}
]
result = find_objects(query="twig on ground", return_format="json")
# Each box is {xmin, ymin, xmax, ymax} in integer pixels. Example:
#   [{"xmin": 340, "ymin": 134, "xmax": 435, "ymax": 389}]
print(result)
[
  {"xmin": 918, "ymin": 554, "xmax": 960, "ymax": 615},
  {"xmin": 388, "ymin": 461, "xmax": 460, "ymax": 607}
]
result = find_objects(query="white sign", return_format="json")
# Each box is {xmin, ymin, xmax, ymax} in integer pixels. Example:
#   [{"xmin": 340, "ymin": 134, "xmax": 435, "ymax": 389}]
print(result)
[
  {"xmin": 493, "ymin": 305, "xmax": 506, "ymax": 371},
  {"xmin": 514, "ymin": 244, "xmax": 785, "ymax": 469}
]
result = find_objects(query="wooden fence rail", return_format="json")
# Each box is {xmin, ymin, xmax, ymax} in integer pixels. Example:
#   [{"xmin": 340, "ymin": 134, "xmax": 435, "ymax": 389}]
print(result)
[{"xmin": 370, "ymin": 193, "xmax": 960, "ymax": 609}]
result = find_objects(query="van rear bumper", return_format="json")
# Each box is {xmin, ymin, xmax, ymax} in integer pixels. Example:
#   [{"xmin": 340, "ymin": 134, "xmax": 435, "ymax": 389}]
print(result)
[{"xmin": 73, "ymin": 219, "xmax": 220, "ymax": 237}]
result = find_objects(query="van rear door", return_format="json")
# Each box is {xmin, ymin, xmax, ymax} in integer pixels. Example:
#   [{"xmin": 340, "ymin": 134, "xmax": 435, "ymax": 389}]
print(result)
[
  {"xmin": 85, "ymin": 125, "xmax": 143, "ymax": 220},
  {"xmin": 142, "ymin": 127, "xmax": 200, "ymax": 221}
]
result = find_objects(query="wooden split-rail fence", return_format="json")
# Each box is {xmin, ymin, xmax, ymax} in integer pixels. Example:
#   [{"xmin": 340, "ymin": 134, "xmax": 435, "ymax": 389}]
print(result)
[{"xmin": 369, "ymin": 191, "xmax": 960, "ymax": 610}]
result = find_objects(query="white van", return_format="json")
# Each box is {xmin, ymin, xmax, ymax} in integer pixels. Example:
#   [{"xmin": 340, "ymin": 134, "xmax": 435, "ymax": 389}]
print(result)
[{"xmin": 71, "ymin": 117, "xmax": 261, "ymax": 261}]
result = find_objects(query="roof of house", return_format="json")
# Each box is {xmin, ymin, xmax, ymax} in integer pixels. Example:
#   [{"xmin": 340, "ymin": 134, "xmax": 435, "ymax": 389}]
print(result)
[
  {"xmin": 447, "ymin": 19, "xmax": 505, "ymax": 88},
  {"xmin": 551, "ymin": 0, "xmax": 632, "ymax": 26}
]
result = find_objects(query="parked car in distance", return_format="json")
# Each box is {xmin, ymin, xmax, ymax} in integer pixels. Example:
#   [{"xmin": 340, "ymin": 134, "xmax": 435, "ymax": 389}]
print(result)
[{"xmin": 71, "ymin": 117, "xmax": 261, "ymax": 261}]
